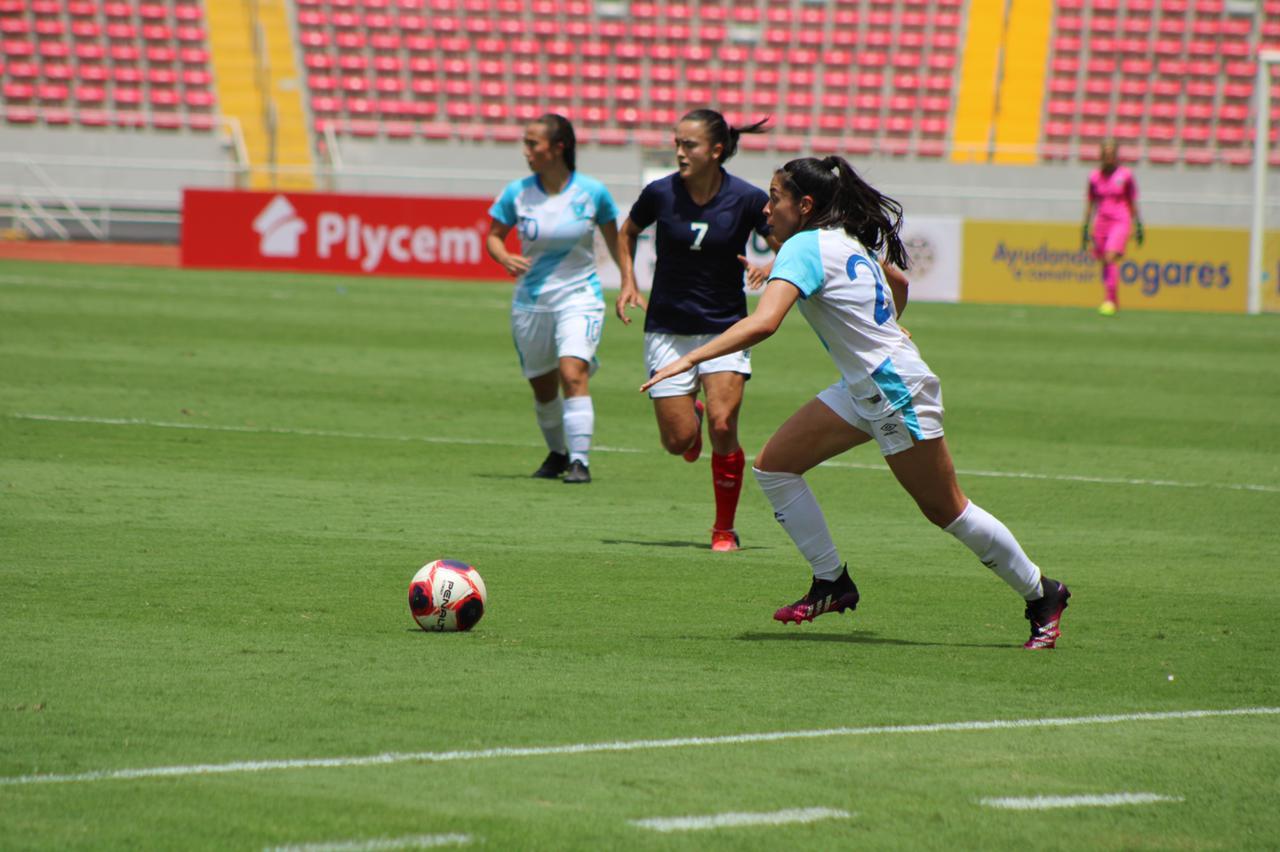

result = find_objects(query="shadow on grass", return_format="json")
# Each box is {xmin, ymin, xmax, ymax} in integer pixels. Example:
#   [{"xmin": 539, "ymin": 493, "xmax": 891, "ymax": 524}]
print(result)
[
  {"xmin": 600, "ymin": 538, "xmax": 770, "ymax": 552},
  {"xmin": 601, "ymin": 538, "xmax": 711, "ymax": 550},
  {"xmin": 735, "ymin": 630, "xmax": 1008, "ymax": 649}
]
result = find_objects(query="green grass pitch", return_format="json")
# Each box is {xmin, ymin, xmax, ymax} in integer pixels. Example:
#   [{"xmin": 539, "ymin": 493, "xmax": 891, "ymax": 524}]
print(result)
[{"xmin": 2, "ymin": 260, "xmax": 1278, "ymax": 850}]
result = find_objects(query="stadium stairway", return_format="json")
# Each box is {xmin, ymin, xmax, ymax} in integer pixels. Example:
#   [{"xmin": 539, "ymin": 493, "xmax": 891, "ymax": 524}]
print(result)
[
  {"xmin": 993, "ymin": 0, "xmax": 1053, "ymax": 163},
  {"xmin": 952, "ymin": 0, "xmax": 1054, "ymax": 164},
  {"xmin": 205, "ymin": 0, "xmax": 313, "ymax": 188},
  {"xmin": 950, "ymin": 0, "xmax": 1006, "ymax": 162}
]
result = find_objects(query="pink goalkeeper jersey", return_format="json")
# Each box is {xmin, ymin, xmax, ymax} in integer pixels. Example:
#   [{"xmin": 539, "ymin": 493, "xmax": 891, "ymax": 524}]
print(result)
[{"xmin": 1088, "ymin": 166, "xmax": 1137, "ymax": 223}]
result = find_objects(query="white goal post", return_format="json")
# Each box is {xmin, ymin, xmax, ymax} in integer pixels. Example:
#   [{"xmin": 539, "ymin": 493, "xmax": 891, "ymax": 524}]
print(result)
[{"xmin": 1248, "ymin": 50, "xmax": 1280, "ymax": 315}]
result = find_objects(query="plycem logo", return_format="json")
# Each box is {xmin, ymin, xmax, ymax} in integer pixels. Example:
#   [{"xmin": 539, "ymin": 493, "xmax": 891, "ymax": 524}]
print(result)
[
  {"xmin": 315, "ymin": 213, "xmax": 484, "ymax": 272},
  {"xmin": 253, "ymin": 195, "xmax": 307, "ymax": 258}
]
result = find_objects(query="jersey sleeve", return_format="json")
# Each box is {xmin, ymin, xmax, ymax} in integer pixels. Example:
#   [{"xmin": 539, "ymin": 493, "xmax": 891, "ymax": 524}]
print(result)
[
  {"xmin": 627, "ymin": 181, "xmax": 659, "ymax": 230},
  {"xmin": 590, "ymin": 181, "xmax": 619, "ymax": 225},
  {"xmin": 1124, "ymin": 170, "xmax": 1137, "ymax": 203},
  {"xmin": 768, "ymin": 230, "xmax": 824, "ymax": 298},
  {"xmin": 1087, "ymin": 173, "xmax": 1099, "ymax": 203},
  {"xmin": 749, "ymin": 187, "xmax": 772, "ymax": 238},
  {"xmin": 488, "ymin": 180, "xmax": 519, "ymax": 226}
]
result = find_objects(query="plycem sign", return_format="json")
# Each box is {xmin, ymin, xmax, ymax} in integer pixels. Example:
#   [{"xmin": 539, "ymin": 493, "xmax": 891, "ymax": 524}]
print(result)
[{"xmin": 182, "ymin": 189, "xmax": 508, "ymax": 279}]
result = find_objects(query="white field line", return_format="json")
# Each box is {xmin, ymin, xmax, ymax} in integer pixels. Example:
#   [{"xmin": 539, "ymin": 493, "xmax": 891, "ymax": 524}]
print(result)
[
  {"xmin": 979, "ymin": 793, "xmax": 1183, "ymax": 810},
  {"xmin": 8, "ymin": 412, "xmax": 1279, "ymax": 494},
  {"xmin": 822, "ymin": 458, "xmax": 1280, "ymax": 494},
  {"xmin": 6, "ymin": 413, "xmax": 644, "ymax": 454},
  {"xmin": 263, "ymin": 834, "xmax": 472, "ymax": 852},
  {"xmin": 630, "ymin": 807, "xmax": 851, "ymax": 832},
  {"xmin": 2, "ymin": 707, "xmax": 1276, "ymax": 788}
]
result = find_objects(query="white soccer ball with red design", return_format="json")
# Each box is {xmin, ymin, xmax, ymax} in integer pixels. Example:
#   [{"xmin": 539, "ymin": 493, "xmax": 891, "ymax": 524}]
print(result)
[{"xmin": 409, "ymin": 560, "xmax": 488, "ymax": 632}]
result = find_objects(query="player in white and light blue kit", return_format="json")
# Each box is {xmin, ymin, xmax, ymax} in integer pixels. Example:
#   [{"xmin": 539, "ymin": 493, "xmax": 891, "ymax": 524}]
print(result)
[
  {"xmin": 486, "ymin": 114, "xmax": 623, "ymax": 484},
  {"xmin": 642, "ymin": 156, "xmax": 1071, "ymax": 650}
]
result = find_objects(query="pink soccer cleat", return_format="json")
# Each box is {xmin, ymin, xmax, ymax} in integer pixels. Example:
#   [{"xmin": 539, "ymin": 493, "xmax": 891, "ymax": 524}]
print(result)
[
  {"xmin": 711, "ymin": 529, "xmax": 740, "ymax": 552},
  {"xmin": 1023, "ymin": 578, "xmax": 1070, "ymax": 649},
  {"xmin": 773, "ymin": 566, "xmax": 860, "ymax": 624}
]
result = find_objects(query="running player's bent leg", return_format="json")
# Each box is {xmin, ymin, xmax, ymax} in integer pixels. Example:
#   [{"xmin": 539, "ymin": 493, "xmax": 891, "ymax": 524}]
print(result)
[
  {"xmin": 753, "ymin": 398, "xmax": 872, "ymax": 579},
  {"xmin": 884, "ymin": 437, "xmax": 1043, "ymax": 600},
  {"xmin": 652, "ymin": 396, "xmax": 700, "ymax": 455},
  {"xmin": 753, "ymin": 469, "xmax": 842, "ymax": 579}
]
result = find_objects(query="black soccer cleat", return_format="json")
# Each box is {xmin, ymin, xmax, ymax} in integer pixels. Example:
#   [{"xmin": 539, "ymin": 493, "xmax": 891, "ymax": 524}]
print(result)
[
  {"xmin": 1024, "ymin": 577, "xmax": 1070, "ymax": 650},
  {"xmin": 562, "ymin": 459, "xmax": 591, "ymax": 484},
  {"xmin": 773, "ymin": 565, "xmax": 860, "ymax": 624},
  {"xmin": 532, "ymin": 451, "xmax": 569, "ymax": 479}
]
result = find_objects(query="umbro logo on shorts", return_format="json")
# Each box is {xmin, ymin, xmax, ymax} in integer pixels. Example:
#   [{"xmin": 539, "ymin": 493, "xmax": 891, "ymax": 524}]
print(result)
[{"xmin": 881, "ymin": 423, "xmax": 898, "ymax": 435}]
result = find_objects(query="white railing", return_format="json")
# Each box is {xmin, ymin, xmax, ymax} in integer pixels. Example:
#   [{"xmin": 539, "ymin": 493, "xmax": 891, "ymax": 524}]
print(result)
[
  {"xmin": 2, "ymin": 142, "xmax": 1277, "ymax": 242},
  {"xmin": 1248, "ymin": 51, "xmax": 1280, "ymax": 316}
]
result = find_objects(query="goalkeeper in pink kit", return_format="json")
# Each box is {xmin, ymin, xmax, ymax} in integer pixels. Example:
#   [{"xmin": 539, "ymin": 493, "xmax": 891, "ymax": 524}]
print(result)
[{"xmin": 1083, "ymin": 141, "xmax": 1143, "ymax": 316}]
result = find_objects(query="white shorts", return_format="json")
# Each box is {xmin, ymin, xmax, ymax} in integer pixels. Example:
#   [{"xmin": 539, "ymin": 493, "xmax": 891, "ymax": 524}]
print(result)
[
  {"xmin": 817, "ymin": 374, "xmax": 945, "ymax": 456},
  {"xmin": 644, "ymin": 332, "xmax": 752, "ymax": 398},
  {"xmin": 511, "ymin": 306, "xmax": 604, "ymax": 379}
]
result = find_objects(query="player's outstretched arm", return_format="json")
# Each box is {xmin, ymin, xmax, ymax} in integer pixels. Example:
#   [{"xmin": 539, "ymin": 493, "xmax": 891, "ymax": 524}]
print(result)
[
  {"xmin": 614, "ymin": 218, "xmax": 648, "ymax": 324},
  {"xmin": 486, "ymin": 219, "xmax": 531, "ymax": 277},
  {"xmin": 640, "ymin": 280, "xmax": 799, "ymax": 393}
]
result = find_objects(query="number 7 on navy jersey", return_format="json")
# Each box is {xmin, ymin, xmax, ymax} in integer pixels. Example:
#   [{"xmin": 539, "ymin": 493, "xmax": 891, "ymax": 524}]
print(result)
[
  {"xmin": 689, "ymin": 221, "xmax": 709, "ymax": 251},
  {"xmin": 847, "ymin": 254, "xmax": 893, "ymax": 326}
]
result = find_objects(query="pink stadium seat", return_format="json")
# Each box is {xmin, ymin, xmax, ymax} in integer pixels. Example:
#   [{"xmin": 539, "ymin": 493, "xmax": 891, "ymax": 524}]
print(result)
[
  {"xmin": 5, "ymin": 105, "xmax": 40, "ymax": 123},
  {"xmin": 1081, "ymin": 97, "xmax": 1111, "ymax": 118},
  {"xmin": 1186, "ymin": 79, "xmax": 1216, "ymax": 98},
  {"xmin": 1116, "ymin": 100, "xmax": 1146, "ymax": 119},
  {"xmin": 1222, "ymin": 80, "xmax": 1252, "ymax": 100},
  {"xmin": 3, "ymin": 80, "xmax": 36, "ymax": 100}
]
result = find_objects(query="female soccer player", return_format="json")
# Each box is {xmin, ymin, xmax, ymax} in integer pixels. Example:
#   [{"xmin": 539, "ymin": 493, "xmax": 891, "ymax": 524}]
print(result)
[
  {"xmin": 1083, "ymin": 140, "xmax": 1143, "ymax": 316},
  {"xmin": 641, "ymin": 156, "xmax": 1070, "ymax": 649},
  {"xmin": 615, "ymin": 109, "xmax": 781, "ymax": 551},
  {"xmin": 486, "ymin": 114, "xmax": 623, "ymax": 484}
]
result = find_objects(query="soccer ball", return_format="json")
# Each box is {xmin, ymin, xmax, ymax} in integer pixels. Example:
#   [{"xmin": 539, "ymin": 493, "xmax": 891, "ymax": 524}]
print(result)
[{"xmin": 409, "ymin": 559, "xmax": 487, "ymax": 632}]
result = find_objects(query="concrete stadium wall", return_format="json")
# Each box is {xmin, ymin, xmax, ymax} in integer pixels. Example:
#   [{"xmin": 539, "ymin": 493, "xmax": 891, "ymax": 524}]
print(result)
[
  {"xmin": 0, "ymin": 126, "xmax": 1275, "ymax": 238},
  {"xmin": 329, "ymin": 138, "xmax": 1279, "ymax": 229},
  {"xmin": 0, "ymin": 126, "xmax": 236, "ymax": 204}
]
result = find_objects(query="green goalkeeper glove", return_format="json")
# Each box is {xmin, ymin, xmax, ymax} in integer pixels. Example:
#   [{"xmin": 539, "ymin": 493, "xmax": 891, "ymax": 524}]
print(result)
[
  {"xmin": 1134, "ymin": 220, "xmax": 1145, "ymax": 247},
  {"xmin": 1081, "ymin": 224, "xmax": 1091, "ymax": 252}
]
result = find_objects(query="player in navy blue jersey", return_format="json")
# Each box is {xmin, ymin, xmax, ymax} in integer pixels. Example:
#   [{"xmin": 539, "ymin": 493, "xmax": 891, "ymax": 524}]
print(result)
[{"xmin": 616, "ymin": 109, "xmax": 782, "ymax": 551}]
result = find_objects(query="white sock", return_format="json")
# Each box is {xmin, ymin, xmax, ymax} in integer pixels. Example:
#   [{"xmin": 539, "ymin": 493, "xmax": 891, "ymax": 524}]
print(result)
[
  {"xmin": 534, "ymin": 397, "xmax": 566, "ymax": 455},
  {"xmin": 753, "ymin": 468, "xmax": 842, "ymax": 580},
  {"xmin": 944, "ymin": 501, "xmax": 1043, "ymax": 600},
  {"xmin": 563, "ymin": 395, "xmax": 593, "ymax": 465}
]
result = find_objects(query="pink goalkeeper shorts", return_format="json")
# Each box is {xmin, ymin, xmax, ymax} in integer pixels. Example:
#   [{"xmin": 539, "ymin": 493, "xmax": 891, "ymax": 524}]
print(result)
[{"xmin": 1091, "ymin": 218, "xmax": 1131, "ymax": 259}]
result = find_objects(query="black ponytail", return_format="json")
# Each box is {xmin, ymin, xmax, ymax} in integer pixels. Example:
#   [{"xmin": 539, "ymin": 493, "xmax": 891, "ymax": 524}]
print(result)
[
  {"xmin": 679, "ymin": 109, "xmax": 768, "ymax": 164},
  {"xmin": 534, "ymin": 113, "xmax": 576, "ymax": 171},
  {"xmin": 775, "ymin": 156, "xmax": 909, "ymax": 270}
]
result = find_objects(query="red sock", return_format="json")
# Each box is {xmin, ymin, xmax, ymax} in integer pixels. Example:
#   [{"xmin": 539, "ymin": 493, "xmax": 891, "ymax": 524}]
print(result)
[{"xmin": 711, "ymin": 449, "xmax": 745, "ymax": 531}]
